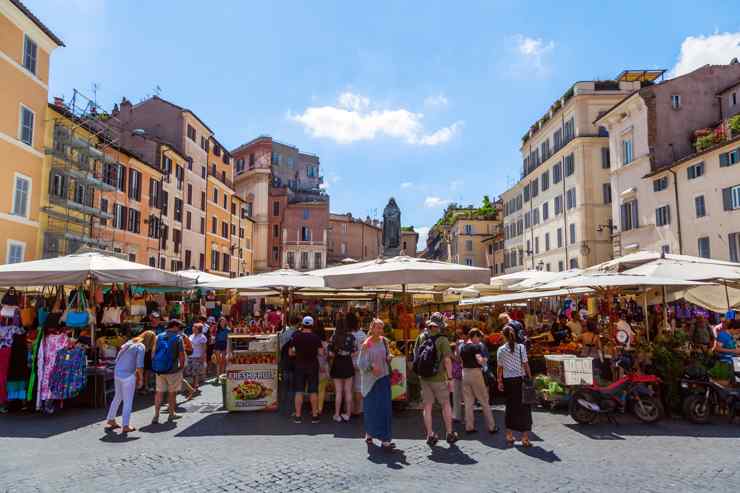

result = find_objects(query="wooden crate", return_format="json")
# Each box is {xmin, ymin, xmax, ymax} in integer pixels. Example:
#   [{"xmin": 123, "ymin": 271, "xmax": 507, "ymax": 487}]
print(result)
[{"xmin": 544, "ymin": 355, "xmax": 593, "ymax": 386}]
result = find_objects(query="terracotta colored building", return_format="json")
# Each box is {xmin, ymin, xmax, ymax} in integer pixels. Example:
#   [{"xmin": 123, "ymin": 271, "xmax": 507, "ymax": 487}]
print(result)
[
  {"xmin": 328, "ymin": 213, "xmax": 381, "ymax": 264},
  {"xmin": 232, "ymin": 136, "xmax": 329, "ymax": 272},
  {"xmin": 0, "ymin": 0, "xmax": 63, "ymax": 263}
]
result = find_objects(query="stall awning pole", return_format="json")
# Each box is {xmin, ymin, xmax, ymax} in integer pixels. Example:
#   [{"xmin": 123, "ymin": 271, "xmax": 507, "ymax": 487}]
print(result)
[
  {"xmin": 642, "ymin": 289, "xmax": 650, "ymax": 343},
  {"xmin": 724, "ymin": 280, "xmax": 731, "ymax": 312},
  {"xmin": 662, "ymin": 286, "xmax": 668, "ymax": 334}
]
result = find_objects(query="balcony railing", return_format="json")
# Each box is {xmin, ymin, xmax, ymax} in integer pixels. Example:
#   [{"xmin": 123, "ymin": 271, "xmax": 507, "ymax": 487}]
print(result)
[{"xmin": 209, "ymin": 168, "xmax": 234, "ymax": 189}]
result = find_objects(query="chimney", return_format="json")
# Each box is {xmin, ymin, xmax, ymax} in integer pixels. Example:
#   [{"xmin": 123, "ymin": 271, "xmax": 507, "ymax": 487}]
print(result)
[{"xmin": 53, "ymin": 96, "xmax": 64, "ymax": 108}]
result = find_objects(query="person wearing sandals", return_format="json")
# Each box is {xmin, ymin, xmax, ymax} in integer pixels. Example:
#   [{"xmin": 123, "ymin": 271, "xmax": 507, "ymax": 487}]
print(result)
[
  {"xmin": 415, "ymin": 312, "xmax": 458, "ymax": 446},
  {"xmin": 357, "ymin": 319, "xmax": 395, "ymax": 451},
  {"xmin": 106, "ymin": 331, "xmax": 155, "ymax": 433},
  {"xmin": 496, "ymin": 326, "xmax": 533, "ymax": 447},
  {"xmin": 460, "ymin": 329, "xmax": 498, "ymax": 435},
  {"xmin": 329, "ymin": 314, "xmax": 356, "ymax": 422},
  {"xmin": 289, "ymin": 316, "xmax": 324, "ymax": 424}
]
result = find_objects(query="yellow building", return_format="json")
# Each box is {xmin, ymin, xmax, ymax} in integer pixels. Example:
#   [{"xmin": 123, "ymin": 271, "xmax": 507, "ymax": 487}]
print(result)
[{"xmin": 0, "ymin": 0, "xmax": 63, "ymax": 263}]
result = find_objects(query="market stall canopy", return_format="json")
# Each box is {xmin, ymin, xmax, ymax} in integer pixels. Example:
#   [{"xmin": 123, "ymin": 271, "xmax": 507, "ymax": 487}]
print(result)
[
  {"xmin": 0, "ymin": 252, "xmax": 188, "ymax": 287},
  {"xmin": 309, "ymin": 255, "xmax": 490, "ymax": 290},
  {"xmin": 508, "ymin": 269, "xmax": 583, "ymax": 290},
  {"xmin": 447, "ymin": 283, "xmax": 502, "ymax": 298},
  {"xmin": 490, "ymin": 270, "xmax": 546, "ymax": 290},
  {"xmin": 176, "ymin": 269, "xmax": 229, "ymax": 285},
  {"xmin": 201, "ymin": 269, "xmax": 326, "ymax": 291},
  {"xmin": 461, "ymin": 288, "xmax": 593, "ymax": 306},
  {"xmin": 622, "ymin": 259, "xmax": 740, "ymax": 281},
  {"xmin": 534, "ymin": 272, "xmax": 709, "ymax": 291},
  {"xmin": 651, "ymin": 285, "xmax": 740, "ymax": 313},
  {"xmin": 585, "ymin": 251, "xmax": 739, "ymax": 273}
]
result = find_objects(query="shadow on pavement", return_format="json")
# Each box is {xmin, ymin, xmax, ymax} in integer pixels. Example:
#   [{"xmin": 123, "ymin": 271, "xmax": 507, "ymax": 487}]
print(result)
[
  {"xmin": 427, "ymin": 443, "xmax": 477, "ymax": 465},
  {"xmin": 515, "ymin": 445, "xmax": 561, "ymax": 463},
  {"xmin": 366, "ymin": 443, "xmax": 410, "ymax": 470},
  {"xmin": 565, "ymin": 419, "xmax": 740, "ymax": 440}
]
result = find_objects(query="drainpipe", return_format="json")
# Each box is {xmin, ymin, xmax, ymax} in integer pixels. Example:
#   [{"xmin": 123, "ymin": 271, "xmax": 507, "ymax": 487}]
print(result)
[
  {"xmin": 561, "ymin": 113, "xmax": 569, "ymax": 268},
  {"xmin": 668, "ymin": 169, "xmax": 683, "ymax": 254}
]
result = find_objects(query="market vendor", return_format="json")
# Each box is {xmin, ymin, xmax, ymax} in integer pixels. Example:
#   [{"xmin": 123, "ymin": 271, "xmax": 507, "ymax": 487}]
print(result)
[
  {"xmin": 148, "ymin": 312, "xmax": 166, "ymax": 335},
  {"xmin": 712, "ymin": 319, "xmax": 739, "ymax": 367},
  {"xmin": 549, "ymin": 314, "xmax": 572, "ymax": 345}
]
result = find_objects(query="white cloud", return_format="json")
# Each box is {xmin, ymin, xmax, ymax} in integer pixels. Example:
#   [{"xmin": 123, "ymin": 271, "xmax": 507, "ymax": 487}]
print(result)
[
  {"xmin": 450, "ymin": 179, "xmax": 464, "ymax": 191},
  {"xmin": 290, "ymin": 92, "xmax": 462, "ymax": 146},
  {"xmin": 510, "ymin": 34, "xmax": 555, "ymax": 77},
  {"xmin": 319, "ymin": 174, "xmax": 341, "ymax": 190},
  {"xmin": 424, "ymin": 196, "xmax": 451, "ymax": 208},
  {"xmin": 670, "ymin": 32, "xmax": 740, "ymax": 77},
  {"xmin": 400, "ymin": 182, "xmax": 414, "ymax": 189},
  {"xmin": 415, "ymin": 226, "xmax": 431, "ymax": 251},
  {"xmin": 424, "ymin": 94, "xmax": 448, "ymax": 109}
]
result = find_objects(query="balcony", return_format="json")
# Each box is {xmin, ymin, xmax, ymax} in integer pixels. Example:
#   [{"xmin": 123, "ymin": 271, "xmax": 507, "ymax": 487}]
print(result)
[
  {"xmin": 208, "ymin": 167, "xmax": 234, "ymax": 189},
  {"xmin": 287, "ymin": 188, "xmax": 329, "ymax": 204}
]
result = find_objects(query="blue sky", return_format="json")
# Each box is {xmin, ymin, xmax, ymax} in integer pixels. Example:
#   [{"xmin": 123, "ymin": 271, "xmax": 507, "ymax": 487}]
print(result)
[{"xmin": 28, "ymin": 0, "xmax": 740, "ymax": 249}]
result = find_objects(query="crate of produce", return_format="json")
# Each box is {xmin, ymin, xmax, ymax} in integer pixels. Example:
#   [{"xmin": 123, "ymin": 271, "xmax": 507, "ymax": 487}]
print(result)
[{"xmin": 544, "ymin": 355, "xmax": 593, "ymax": 386}]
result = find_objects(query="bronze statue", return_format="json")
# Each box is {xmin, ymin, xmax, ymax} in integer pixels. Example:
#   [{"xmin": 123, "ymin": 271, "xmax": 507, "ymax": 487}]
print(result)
[{"xmin": 382, "ymin": 198, "xmax": 401, "ymax": 256}]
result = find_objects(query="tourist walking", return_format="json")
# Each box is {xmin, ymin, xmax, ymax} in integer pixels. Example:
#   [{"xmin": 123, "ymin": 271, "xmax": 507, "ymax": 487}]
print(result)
[
  {"xmin": 152, "ymin": 320, "xmax": 186, "ymax": 424},
  {"xmin": 460, "ymin": 329, "xmax": 498, "ymax": 434},
  {"xmin": 451, "ymin": 334, "xmax": 464, "ymax": 422},
  {"xmin": 357, "ymin": 318, "xmax": 395, "ymax": 450},
  {"xmin": 186, "ymin": 323, "xmax": 208, "ymax": 393},
  {"xmin": 413, "ymin": 312, "xmax": 457, "ymax": 446},
  {"xmin": 497, "ymin": 326, "xmax": 533, "ymax": 447},
  {"xmin": 106, "ymin": 330, "xmax": 155, "ymax": 433},
  {"xmin": 349, "ymin": 314, "xmax": 366, "ymax": 416},
  {"xmin": 329, "ymin": 314, "xmax": 356, "ymax": 422},
  {"xmin": 314, "ymin": 321, "xmax": 330, "ymax": 415},
  {"xmin": 213, "ymin": 317, "xmax": 231, "ymax": 376},
  {"xmin": 289, "ymin": 316, "xmax": 324, "ymax": 423}
]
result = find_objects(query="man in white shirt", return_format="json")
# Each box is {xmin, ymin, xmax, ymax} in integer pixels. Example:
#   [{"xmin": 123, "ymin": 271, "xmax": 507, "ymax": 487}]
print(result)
[
  {"xmin": 566, "ymin": 313, "xmax": 583, "ymax": 339},
  {"xmin": 615, "ymin": 313, "xmax": 635, "ymax": 349}
]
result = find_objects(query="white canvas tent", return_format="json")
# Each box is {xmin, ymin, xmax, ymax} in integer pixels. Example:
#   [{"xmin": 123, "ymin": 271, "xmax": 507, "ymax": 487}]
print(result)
[
  {"xmin": 585, "ymin": 251, "xmax": 739, "ymax": 273},
  {"xmin": 533, "ymin": 273, "xmax": 708, "ymax": 291},
  {"xmin": 176, "ymin": 269, "xmax": 229, "ymax": 286},
  {"xmin": 201, "ymin": 269, "xmax": 325, "ymax": 291},
  {"xmin": 309, "ymin": 255, "xmax": 490, "ymax": 290},
  {"xmin": 622, "ymin": 259, "xmax": 740, "ymax": 281},
  {"xmin": 461, "ymin": 287, "xmax": 593, "ymax": 306},
  {"xmin": 0, "ymin": 252, "xmax": 188, "ymax": 287}
]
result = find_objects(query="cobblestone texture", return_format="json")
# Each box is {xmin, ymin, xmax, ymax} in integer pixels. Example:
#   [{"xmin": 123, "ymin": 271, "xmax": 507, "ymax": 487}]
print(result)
[{"xmin": 1, "ymin": 382, "xmax": 740, "ymax": 492}]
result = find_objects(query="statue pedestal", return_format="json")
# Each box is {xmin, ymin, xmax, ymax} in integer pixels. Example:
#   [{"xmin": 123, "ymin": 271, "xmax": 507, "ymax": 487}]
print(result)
[{"xmin": 383, "ymin": 247, "xmax": 401, "ymax": 258}]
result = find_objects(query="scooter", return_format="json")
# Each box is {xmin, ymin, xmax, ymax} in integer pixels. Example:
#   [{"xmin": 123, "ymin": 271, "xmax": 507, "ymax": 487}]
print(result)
[
  {"xmin": 569, "ymin": 354, "xmax": 663, "ymax": 425},
  {"xmin": 680, "ymin": 364, "xmax": 740, "ymax": 424}
]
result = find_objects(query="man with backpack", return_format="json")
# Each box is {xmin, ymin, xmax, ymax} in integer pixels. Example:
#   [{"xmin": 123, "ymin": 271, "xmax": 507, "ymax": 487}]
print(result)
[
  {"xmin": 152, "ymin": 319, "xmax": 186, "ymax": 424},
  {"xmin": 499, "ymin": 312, "xmax": 528, "ymax": 348},
  {"xmin": 413, "ymin": 312, "xmax": 457, "ymax": 445}
]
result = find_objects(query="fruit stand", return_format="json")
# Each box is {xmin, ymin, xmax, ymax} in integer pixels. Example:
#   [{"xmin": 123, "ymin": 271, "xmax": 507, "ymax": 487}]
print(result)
[{"xmin": 224, "ymin": 334, "xmax": 278, "ymax": 412}]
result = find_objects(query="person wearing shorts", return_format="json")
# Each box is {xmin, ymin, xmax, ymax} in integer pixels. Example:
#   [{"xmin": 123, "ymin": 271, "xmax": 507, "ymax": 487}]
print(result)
[
  {"xmin": 415, "ymin": 313, "xmax": 457, "ymax": 445},
  {"xmin": 152, "ymin": 320, "xmax": 186, "ymax": 424},
  {"xmin": 289, "ymin": 316, "xmax": 324, "ymax": 423}
]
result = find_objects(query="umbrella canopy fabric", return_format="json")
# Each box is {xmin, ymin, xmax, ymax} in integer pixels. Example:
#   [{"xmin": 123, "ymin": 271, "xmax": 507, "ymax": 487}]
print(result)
[
  {"xmin": 461, "ymin": 287, "xmax": 593, "ymax": 306},
  {"xmin": 586, "ymin": 251, "xmax": 739, "ymax": 273},
  {"xmin": 309, "ymin": 255, "xmax": 490, "ymax": 290},
  {"xmin": 508, "ymin": 269, "xmax": 583, "ymax": 290},
  {"xmin": 534, "ymin": 273, "xmax": 708, "ymax": 291},
  {"xmin": 0, "ymin": 252, "xmax": 187, "ymax": 287},
  {"xmin": 447, "ymin": 283, "xmax": 502, "ymax": 298},
  {"xmin": 201, "ymin": 269, "xmax": 325, "ymax": 291},
  {"xmin": 176, "ymin": 269, "xmax": 229, "ymax": 285},
  {"xmin": 622, "ymin": 259, "xmax": 740, "ymax": 281}
]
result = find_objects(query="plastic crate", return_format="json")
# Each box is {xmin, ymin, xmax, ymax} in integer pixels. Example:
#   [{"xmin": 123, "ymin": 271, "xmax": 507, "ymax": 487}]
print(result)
[
  {"xmin": 544, "ymin": 355, "xmax": 593, "ymax": 386},
  {"xmin": 733, "ymin": 357, "xmax": 740, "ymax": 373}
]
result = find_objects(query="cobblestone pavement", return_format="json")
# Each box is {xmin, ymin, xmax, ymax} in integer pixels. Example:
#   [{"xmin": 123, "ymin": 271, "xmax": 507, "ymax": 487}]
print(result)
[{"xmin": 1, "ymin": 382, "xmax": 740, "ymax": 492}]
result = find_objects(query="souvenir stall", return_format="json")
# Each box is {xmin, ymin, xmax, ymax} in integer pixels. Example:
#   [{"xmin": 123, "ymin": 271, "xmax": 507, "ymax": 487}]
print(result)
[{"xmin": 0, "ymin": 252, "xmax": 189, "ymax": 413}]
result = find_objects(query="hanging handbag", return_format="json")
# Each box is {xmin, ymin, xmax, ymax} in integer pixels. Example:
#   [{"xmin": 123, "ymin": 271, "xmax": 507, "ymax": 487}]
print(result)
[
  {"xmin": 65, "ymin": 290, "xmax": 90, "ymax": 328},
  {"xmin": 20, "ymin": 305, "xmax": 36, "ymax": 327},
  {"xmin": 0, "ymin": 305, "xmax": 16, "ymax": 318},
  {"xmin": 94, "ymin": 285, "xmax": 104, "ymax": 305},
  {"xmin": 1, "ymin": 287, "xmax": 19, "ymax": 306},
  {"xmin": 101, "ymin": 306, "xmax": 122, "ymax": 325},
  {"xmin": 519, "ymin": 345, "xmax": 537, "ymax": 406}
]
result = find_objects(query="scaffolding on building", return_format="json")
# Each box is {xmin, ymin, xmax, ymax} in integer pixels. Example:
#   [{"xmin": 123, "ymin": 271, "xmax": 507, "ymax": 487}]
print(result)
[{"xmin": 42, "ymin": 89, "xmax": 124, "ymax": 258}]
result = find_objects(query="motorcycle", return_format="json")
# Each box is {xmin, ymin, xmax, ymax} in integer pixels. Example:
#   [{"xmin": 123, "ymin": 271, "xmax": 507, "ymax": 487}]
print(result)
[
  {"xmin": 569, "ymin": 373, "xmax": 663, "ymax": 424},
  {"xmin": 680, "ymin": 364, "xmax": 740, "ymax": 424}
]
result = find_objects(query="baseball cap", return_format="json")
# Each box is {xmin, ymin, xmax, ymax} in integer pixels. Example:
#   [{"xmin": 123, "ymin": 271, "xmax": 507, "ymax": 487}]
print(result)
[
  {"xmin": 150, "ymin": 311, "xmax": 161, "ymax": 318},
  {"xmin": 167, "ymin": 319, "xmax": 184, "ymax": 328},
  {"xmin": 426, "ymin": 312, "xmax": 446, "ymax": 328},
  {"xmin": 302, "ymin": 316, "xmax": 314, "ymax": 327}
]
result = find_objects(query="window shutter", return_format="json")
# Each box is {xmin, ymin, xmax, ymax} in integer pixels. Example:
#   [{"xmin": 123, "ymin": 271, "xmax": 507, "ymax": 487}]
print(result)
[
  {"xmin": 720, "ymin": 153, "xmax": 730, "ymax": 167},
  {"xmin": 621, "ymin": 204, "xmax": 627, "ymax": 230},
  {"xmin": 687, "ymin": 166, "xmax": 695, "ymax": 180},
  {"xmin": 730, "ymin": 233, "xmax": 738, "ymax": 263},
  {"xmin": 723, "ymin": 187, "xmax": 733, "ymax": 211}
]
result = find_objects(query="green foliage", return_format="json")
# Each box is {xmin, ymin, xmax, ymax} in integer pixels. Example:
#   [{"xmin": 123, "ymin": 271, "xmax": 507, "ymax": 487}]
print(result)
[
  {"xmin": 729, "ymin": 114, "xmax": 740, "ymax": 135},
  {"xmin": 641, "ymin": 331, "xmax": 690, "ymax": 412},
  {"xmin": 400, "ymin": 226, "xmax": 415, "ymax": 232},
  {"xmin": 694, "ymin": 126, "xmax": 726, "ymax": 152},
  {"xmin": 708, "ymin": 362, "xmax": 733, "ymax": 381}
]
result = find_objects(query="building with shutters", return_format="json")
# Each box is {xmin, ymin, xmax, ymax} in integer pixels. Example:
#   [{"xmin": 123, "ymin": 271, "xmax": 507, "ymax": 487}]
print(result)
[
  {"xmin": 502, "ymin": 74, "xmax": 644, "ymax": 273},
  {"xmin": 328, "ymin": 213, "xmax": 381, "ymax": 264},
  {"xmin": 232, "ymin": 136, "xmax": 329, "ymax": 272},
  {"xmin": 597, "ymin": 62, "xmax": 740, "ymax": 258},
  {"xmin": 0, "ymin": 0, "xmax": 63, "ymax": 263}
]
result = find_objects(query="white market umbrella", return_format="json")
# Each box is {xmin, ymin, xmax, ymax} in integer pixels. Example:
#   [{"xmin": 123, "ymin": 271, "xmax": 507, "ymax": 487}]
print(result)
[
  {"xmin": 201, "ymin": 269, "xmax": 325, "ymax": 291},
  {"xmin": 509, "ymin": 269, "xmax": 583, "ymax": 290},
  {"xmin": 623, "ymin": 259, "xmax": 740, "ymax": 281},
  {"xmin": 586, "ymin": 251, "xmax": 739, "ymax": 273},
  {"xmin": 447, "ymin": 283, "xmax": 501, "ymax": 298},
  {"xmin": 176, "ymin": 269, "xmax": 229, "ymax": 285},
  {"xmin": 310, "ymin": 255, "xmax": 490, "ymax": 290},
  {"xmin": 0, "ymin": 252, "xmax": 188, "ymax": 287},
  {"xmin": 461, "ymin": 287, "xmax": 593, "ymax": 306},
  {"xmin": 535, "ymin": 273, "xmax": 708, "ymax": 291}
]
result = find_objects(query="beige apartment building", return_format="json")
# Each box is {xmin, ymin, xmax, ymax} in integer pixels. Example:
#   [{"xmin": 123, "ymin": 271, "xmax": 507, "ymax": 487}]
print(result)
[
  {"xmin": 328, "ymin": 213, "xmax": 381, "ymax": 263},
  {"xmin": 598, "ymin": 63, "xmax": 740, "ymax": 257},
  {"xmin": 0, "ymin": 0, "xmax": 63, "ymax": 263},
  {"xmin": 449, "ymin": 217, "xmax": 499, "ymax": 267},
  {"xmin": 401, "ymin": 229, "xmax": 419, "ymax": 257},
  {"xmin": 502, "ymin": 75, "xmax": 644, "ymax": 273}
]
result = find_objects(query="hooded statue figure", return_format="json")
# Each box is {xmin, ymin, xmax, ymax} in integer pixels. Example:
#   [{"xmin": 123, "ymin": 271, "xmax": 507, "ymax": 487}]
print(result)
[{"xmin": 383, "ymin": 198, "xmax": 401, "ymax": 254}]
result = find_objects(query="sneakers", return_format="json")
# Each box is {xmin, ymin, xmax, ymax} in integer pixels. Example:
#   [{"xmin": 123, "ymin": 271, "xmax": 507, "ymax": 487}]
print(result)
[
  {"xmin": 341, "ymin": 414, "xmax": 350, "ymax": 422},
  {"xmin": 311, "ymin": 415, "xmax": 320, "ymax": 424},
  {"xmin": 293, "ymin": 415, "xmax": 303, "ymax": 424},
  {"xmin": 333, "ymin": 415, "xmax": 343, "ymax": 423}
]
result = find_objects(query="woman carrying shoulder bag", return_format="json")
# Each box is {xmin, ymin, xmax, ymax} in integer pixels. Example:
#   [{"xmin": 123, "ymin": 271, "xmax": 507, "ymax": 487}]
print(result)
[
  {"xmin": 357, "ymin": 319, "xmax": 395, "ymax": 451},
  {"xmin": 496, "ymin": 326, "xmax": 533, "ymax": 447}
]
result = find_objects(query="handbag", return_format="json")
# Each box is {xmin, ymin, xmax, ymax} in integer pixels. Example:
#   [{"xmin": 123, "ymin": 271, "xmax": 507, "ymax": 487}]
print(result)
[
  {"xmin": 129, "ymin": 303, "xmax": 147, "ymax": 317},
  {"xmin": 0, "ymin": 305, "xmax": 16, "ymax": 318},
  {"xmin": 65, "ymin": 290, "xmax": 90, "ymax": 328},
  {"xmin": 101, "ymin": 306, "xmax": 122, "ymax": 325},
  {"xmin": 519, "ymin": 345, "xmax": 537, "ymax": 405},
  {"xmin": 20, "ymin": 306, "xmax": 36, "ymax": 327}
]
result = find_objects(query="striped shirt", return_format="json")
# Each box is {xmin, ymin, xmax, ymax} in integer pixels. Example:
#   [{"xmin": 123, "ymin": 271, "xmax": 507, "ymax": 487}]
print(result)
[{"xmin": 496, "ymin": 343, "xmax": 528, "ymax": 379}]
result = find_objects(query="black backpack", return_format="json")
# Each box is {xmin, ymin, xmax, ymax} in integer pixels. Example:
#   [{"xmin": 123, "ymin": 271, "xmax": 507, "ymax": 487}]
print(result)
[{"xmin": 413, "ymin": 334, "xmax": 441, "ymax": 378}]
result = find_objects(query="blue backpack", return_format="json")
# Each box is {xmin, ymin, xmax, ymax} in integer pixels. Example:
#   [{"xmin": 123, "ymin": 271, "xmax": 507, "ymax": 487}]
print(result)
[{"xmin": 152, "ymin": 332, "xmax": 180, "ymax": 374}]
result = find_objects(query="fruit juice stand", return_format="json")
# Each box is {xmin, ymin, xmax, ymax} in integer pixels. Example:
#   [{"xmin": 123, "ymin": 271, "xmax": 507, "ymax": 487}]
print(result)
[{"xmin": 224, "ymin": 333, "xmax": 278, "ymax": 411}]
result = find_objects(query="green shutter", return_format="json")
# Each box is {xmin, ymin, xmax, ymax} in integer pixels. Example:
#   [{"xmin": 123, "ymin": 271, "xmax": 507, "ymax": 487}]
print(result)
[{"xmin": 723, "ymin": 187, "xmax": 733, "ymax": 211}]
